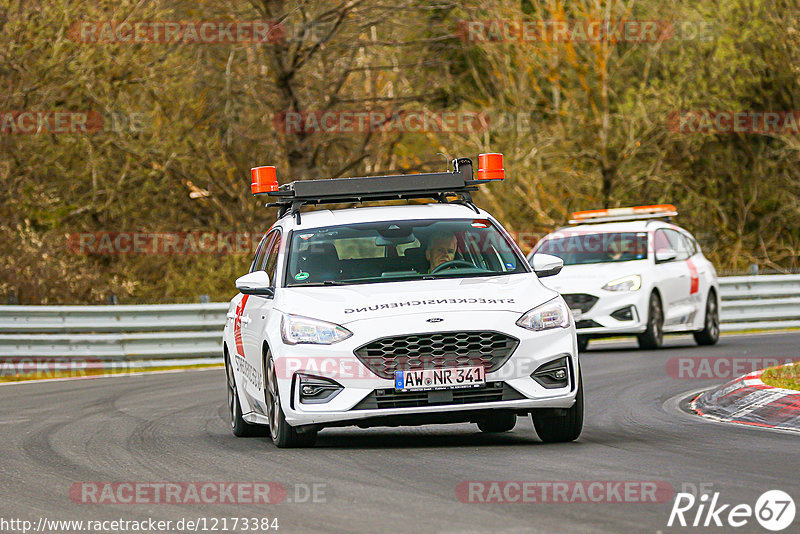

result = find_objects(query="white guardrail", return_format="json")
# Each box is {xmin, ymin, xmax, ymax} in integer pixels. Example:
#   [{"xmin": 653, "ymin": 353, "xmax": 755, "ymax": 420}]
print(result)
[
  {"xmin": 718, "ymin": 275, "xmax": 800, "ymax": 331},
  {"xmin": 0, "ymin": 303, "xmax": 228, "ymax": 361},
  {"xmin": 0, "ymin": 275, "xmax": 798, "ymax": 360}
]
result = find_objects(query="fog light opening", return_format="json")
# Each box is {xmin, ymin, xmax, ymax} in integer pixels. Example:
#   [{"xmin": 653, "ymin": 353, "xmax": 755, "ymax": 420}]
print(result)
[
  {"xmin": 295, "ymin": 373, "xmax": 343, "ymax": 405},
  {"xmin": 610, "ymin": 305, "xmax": 635, "ymax": 321},
  {"xmin": 531, "ymin": 355, "xmax": 571, "ymax": 389}
]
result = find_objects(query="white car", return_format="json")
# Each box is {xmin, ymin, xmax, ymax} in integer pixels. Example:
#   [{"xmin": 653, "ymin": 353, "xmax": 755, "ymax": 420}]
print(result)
[
  {"xmin": 527, "ymin": 205, "xmax": 720, "ymax": 352},
  {"xmin": 222, "ymin": 154, "xmax": 583, "ymax": 447}
]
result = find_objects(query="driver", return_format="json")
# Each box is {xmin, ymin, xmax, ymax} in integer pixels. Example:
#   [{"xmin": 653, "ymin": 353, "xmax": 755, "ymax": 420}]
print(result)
[
  {"xmin": 426, "ymin": 233, "xmax": 457, "ymax": 272},
  {"xmin": 608, "ymin": 236, "xmax": 633, "ymax": 261}
]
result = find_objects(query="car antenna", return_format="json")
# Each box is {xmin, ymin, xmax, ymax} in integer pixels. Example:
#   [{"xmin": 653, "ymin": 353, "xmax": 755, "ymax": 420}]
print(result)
[
  {"xmin": 436, "ymin": 152, "xmax": 450, "ymax": 172},
  {"xmin": 423, "ymin": 153, "xmax": 452, "ymax": 207}
]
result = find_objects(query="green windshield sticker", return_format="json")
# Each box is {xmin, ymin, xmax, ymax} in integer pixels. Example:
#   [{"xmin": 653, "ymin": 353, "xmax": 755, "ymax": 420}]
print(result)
[{"xmin": 294, "ymin": 271, "xmax": 310, "ymax": 281}]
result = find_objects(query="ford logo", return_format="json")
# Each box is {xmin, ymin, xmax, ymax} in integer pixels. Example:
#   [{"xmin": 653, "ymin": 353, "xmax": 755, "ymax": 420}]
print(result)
[{"xmin": 426, "ymin": 317, "xmax": 444, "ymax": 323}]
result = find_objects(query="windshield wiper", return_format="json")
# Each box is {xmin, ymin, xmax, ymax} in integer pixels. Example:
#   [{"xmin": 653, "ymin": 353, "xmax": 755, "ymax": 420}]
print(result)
[{"xmin": 293, "ymin": 280, "xmax": 350, "ymax": 287}]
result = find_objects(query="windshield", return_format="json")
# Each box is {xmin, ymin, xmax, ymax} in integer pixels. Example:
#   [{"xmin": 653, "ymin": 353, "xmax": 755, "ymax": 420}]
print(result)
[
  {"xmin": 285, "ymin": 218, "xmax": 528, "ymax": 286},
  {"xmin": 535, "ymin": 232, "xmax": 648, "ymax": 266}
]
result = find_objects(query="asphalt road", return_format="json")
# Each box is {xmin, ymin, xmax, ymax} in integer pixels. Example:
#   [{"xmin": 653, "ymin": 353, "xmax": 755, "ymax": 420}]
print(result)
[{"xmin": 1, "ymin": 332, "xmax": 798, "ymax": 533}]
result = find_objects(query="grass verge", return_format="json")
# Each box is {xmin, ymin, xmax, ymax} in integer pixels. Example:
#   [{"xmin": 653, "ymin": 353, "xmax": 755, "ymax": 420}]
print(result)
[
  {"xmin": 761, "ymin": 362, "xmax": 800, "ymax": 391},
  {"xmin": 0, "ymin": 362, "xmax": 223, "ymax": 383}
]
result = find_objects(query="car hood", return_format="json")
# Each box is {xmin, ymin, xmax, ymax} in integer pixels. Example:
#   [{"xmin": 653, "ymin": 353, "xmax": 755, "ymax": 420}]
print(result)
[
  {"xmin": 274, "ymin": 274, "xmax": 557, "ymax": 325},
  {"xmin": 539, "ymin": 260, "xmax": 649, "ymax": 293}
]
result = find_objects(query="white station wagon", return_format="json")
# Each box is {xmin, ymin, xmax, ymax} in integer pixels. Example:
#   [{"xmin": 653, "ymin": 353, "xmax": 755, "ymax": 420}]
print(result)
[
  {"xmin": 528, "ymin": 205, "xmax": 720, "ymax": 352},
  {"xmin": 222, "ymin": 154, "xmax": 583, "ymax": 447}
]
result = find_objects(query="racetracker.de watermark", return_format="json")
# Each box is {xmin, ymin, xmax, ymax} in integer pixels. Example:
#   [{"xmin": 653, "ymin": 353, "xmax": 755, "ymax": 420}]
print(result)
[
  {"xmin": 272, "ymin": 110, "xmax": 598, "ymax": 136},
  {"xmin": 0, "ymin": 359, "xmax": 207, "ymax": 381},
  {"xmin": 668, "ymin": 110, "xmax": 800, "ymax": 134},
  {"xmin": 66, "ymin": 232, "xmax": 259, "ymax": 255},
  {"xmin": 268, "ymin": 355, "xmax": 543, "ymax": 381},
  {"xmin": 0, "ymin": 111, "xmax": 148, "ymax": 134},
  {"xmin": 666, "ymin": 357, "xmax": 799, "ymax": 380},
  {"xmin": 456, "ymin": 19, "xmax": 712, "ymax": 42},
  {"xmin": 70, "ymin": 482, "xmax": 327, "ymax": 504},
  {"xmin": 0, "ymin": 110, "xmax": 151, "ymax": 135},
  {"xmin": 1, "ymin": 358, "xmax": 105, "ymax": 380},
  {"xmin": 456, "ymin": 481, "xmax": 674, "ymax": 503},
  {"xmin": 68, "ymin": 21, "xmax": 284, "ymax": 44},
  {"xmin": 272, "ymin": 110, "xmax": 489, "ymax": 134},
  {"xmin": 66, "ymin": 227, "xmax": 537, "ymax": 257}
]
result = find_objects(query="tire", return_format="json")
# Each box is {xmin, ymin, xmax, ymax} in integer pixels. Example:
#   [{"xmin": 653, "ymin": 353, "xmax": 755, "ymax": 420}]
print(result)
[
  {"xmin": 693, "ymin": 290, "xmax": 720, "ymax": 346},
  {"xmin": 577, "ymin": 335, "xmax": 589, "ymax": 352},
  {"xmin": 637, "ymin": 293, "xmax": 664, "ymax": 349},
  {"xmin": 477, "ymin": 412, "xmax": 517, "ymax": 433},
  {"xmin": 264, "ymin": 350, "xmax": 317, "ymax": 448},
  {"xmin": 531, "ymin": 372, "xmax": 584, "ymax": 443},
  {"xmin": 225, "ymin": 350, "xmax": 268, "ymax": 437}
]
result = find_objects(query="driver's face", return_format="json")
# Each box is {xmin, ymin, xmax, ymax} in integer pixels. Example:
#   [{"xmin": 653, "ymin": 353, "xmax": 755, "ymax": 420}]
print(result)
[
  {"xmin": 609, "ymin": 238, "xmax": 633, "ymax": 259},
  {"xmin": 426, "ymin": 235, "xmax": 457, "ymax": 270}
]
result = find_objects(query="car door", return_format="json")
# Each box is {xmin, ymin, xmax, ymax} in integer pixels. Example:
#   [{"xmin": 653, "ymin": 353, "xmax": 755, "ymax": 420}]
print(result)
[
  {"xmin": 667, "ymin": 229, "xmax": 697, "ymax": 326},
  {"xmin": 241, "ymin": 229, "xmax": 282, "ymax": 413},
  {"xmin": 679, "ymin": 231, "xmax": 708, "ymax": 325},
  {"xmin": 652, "ymin": 229, "xmax": 692, "ymax": 328},
  {"xmin": 230, "ymin": 233, "xmax": 269, "ymax": 361},
  {"xmin": 233, "ymin": 231, "xmax": 273, "ymax": 409}
]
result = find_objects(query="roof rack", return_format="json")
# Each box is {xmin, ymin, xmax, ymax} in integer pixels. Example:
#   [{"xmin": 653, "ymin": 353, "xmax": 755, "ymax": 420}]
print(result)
[
  {"xmin": 568, "ymin": 204, "xmax": 677, "ymax": 225},
  {"xmin": 250, "ymin": 153, "xmax": 505, "ymax": 223}
]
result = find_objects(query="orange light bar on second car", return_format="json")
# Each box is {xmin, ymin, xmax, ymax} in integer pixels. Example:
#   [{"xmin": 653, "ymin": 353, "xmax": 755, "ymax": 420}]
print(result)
[{"xmin": 569, "ymin": 204, "xmax": 678, "ymax": 224}]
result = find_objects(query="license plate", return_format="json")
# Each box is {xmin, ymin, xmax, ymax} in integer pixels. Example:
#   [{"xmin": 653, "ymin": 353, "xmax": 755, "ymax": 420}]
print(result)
[
  {"xmin": 570, "ymin": 309, "xmax": 583, "ymax": 321},
  {"xmin": 394, "ymin": 366, "xmax": 485, "ymax": 391}
]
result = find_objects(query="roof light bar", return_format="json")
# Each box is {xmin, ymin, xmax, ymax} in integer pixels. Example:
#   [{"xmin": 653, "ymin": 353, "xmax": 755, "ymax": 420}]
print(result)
[
  {"xmin": 251, "ymin": 166, "xmax": 278, "ymax": 194},
  {"xmin": 249, "ymin": 154, "xmax": 505, "ymax": 222},
  {"xmin": 477, "ymin": 153, "xmax": 505, "ymax": 181},
  {"xmin": 569, "ymin": 204, "xmax": 678, "ymax": 225}
]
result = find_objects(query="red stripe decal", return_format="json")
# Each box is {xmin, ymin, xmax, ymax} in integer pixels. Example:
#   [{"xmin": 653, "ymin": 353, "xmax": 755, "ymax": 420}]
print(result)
[
  {"xmin": 686, "ymin": 259, "xmax": 699, "ymax": 295},
  {"xmin": 234, "ymin": 295, "xmax": 249, "ymax": 357}
]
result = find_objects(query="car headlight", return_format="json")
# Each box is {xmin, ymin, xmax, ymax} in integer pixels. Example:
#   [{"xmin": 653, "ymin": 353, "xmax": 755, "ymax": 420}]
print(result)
[
  {"xmin": 516, "ymin": 298, "xmax": 570, "ymax": 332},
  {"xmin": 281, "ymin": 314, "xmax": 353, "ymax": 345},
  {"xmin": 602, "ymin": 274, "xmax": 641, "ymax": 292}
]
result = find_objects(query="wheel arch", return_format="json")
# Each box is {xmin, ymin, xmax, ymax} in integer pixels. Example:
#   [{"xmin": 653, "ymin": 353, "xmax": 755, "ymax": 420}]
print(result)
[
  {"xmin": 648, "ymin": 286, "xmax": 663, "ymax": 318},
  {"xmin": 261, "ymin": 340, "xmax": 279, "ymax": 400},
  {"xmin": 650, "ymin": 286, "xmax": 663, "ymax": 304},
  {"xmin": 708, "ymin": 285, "xmax": 718, "ymax": 302},
  {"xmin": 704, "ymin": 285, "xmax": 719, "ymax": 322},
  {"xmin": 261, "ymin": 341, "xmax": 272, "ymax": 381}
]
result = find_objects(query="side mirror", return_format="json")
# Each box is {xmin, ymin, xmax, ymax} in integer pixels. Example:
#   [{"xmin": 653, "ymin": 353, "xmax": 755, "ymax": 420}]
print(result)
[
  {"xmin": 235, "ymin": 271, "xmax": 274, "ymax": 296},
  {"xmin": 531, "ymin": 253, "xmax": 564, "ymax": 278},
  {"xmin": 655, "ymin": 248, "xmax": 678, "ymax": 263}
]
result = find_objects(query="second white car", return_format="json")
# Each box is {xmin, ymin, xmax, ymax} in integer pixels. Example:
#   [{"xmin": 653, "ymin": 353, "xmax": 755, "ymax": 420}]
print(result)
[{"xmin": 528, "ymin": 205, "xmax": 720, "ymax": 351}]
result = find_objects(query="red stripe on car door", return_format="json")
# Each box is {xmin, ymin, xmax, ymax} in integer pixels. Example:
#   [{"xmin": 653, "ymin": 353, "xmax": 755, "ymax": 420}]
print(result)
[
  {"xmin": 234, "ymin": 295, "xmax": 249, "ymax": 357},
  {"xmin": 686, "ymin": 259, "xmax": 699, "ymax": 294}
]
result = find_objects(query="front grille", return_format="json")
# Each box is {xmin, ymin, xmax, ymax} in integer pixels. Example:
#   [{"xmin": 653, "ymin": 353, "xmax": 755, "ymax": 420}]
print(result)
[
  {"xmin": 353, "ymin": 331, "xmax": 519, "ymax": 379},
  {"xmin": 352, "ymin": 383, "xmax": 525, "ymax": 410},
  {"xmin": 562, "ymin": 293, "xmax": 599, "ymax": 313},
  {"xmin": 576, "ymin": 319, "xmax": 603, "ymax": 329}
]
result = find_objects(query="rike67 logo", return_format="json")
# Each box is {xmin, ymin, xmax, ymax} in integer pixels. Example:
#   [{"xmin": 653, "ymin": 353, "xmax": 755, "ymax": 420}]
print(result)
[{"xmin": 668, "ymin": 490, "xmax": 795, "ymax": 531}]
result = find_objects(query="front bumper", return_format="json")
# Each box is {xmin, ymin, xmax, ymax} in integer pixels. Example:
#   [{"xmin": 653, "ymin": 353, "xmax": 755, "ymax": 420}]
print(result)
[
  {"xmin": 268, "ymin": 310, "xmax": 579, "ymax": 427},
  {"xmin": 570, "ymin": 290, "xmax": 649, "ymax": 336}
]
